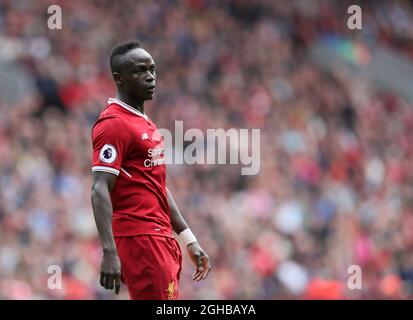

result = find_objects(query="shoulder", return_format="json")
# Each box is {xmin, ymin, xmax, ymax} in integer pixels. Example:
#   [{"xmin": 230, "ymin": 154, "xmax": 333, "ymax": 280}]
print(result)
[
  {"xmin": 92, "ymin": 104, "xmax": 129, "ymax": 133},
  {"xmin": 91, "ymin": 113, "xmax": 131, "ymax": 145}
]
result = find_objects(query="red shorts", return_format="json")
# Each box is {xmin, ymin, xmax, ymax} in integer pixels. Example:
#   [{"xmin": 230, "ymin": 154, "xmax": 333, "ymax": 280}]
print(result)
[{"xmin": 115, "ymin": 235, "xmax": 182, "ymax": 300}]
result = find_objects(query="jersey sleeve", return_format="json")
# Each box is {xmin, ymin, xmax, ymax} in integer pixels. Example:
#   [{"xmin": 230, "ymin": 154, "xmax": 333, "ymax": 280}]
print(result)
[{"xmin": 91, "ymin": 117, "xmax": 130, "ymax": 176}]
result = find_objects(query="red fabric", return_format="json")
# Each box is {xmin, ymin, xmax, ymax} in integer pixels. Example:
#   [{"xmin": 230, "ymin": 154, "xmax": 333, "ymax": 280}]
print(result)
[
  {"xmin": 115, "ymin": 235, "xmax": 182, "ymax": 300},
  {"xmin": 91, "ymin": 100, "xmax": 172, "ymax": 237}
]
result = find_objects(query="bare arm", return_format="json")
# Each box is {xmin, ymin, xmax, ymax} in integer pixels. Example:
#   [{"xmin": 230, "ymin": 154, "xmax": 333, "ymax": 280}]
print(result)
[
  {"xmin": 91, "ymin": 171, "xmax": 121, "ymax": 294},
  {"xmin": 166, "ymin": 187, "xmax": 189, "ymax": 235},
  {"xmin": 166, "ymin": 187, "xmax": 211, "ymax": 281}
]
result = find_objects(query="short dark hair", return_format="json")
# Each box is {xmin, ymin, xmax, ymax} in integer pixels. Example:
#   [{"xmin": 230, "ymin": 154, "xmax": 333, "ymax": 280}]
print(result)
[{"xmin": 110, "ymin": 40, "xmax": 141, "ymax": 74}]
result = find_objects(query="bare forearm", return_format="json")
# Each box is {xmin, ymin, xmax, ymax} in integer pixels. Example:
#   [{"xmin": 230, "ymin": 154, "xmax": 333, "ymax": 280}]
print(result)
[
  {"xmin": 91, "ymin": 184, "xmax": 117, "ymax": 253},
  {"xmin": 166, "ymin": 188, "xmax": 211, "ymax": 280},
  {"xmin": 166, "ymin": 187, "xmax": 189, "ymax": 235}
]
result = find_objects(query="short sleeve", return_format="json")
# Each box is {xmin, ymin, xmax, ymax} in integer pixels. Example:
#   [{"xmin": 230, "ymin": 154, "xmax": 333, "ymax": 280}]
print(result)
[{"xmin": 91, "ymin": 117, "xmax": 130, "ymax": 176}]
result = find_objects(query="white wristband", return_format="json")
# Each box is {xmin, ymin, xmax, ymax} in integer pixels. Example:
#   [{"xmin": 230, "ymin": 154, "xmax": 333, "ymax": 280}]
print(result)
[{"xmin": 179, "ymin": 228, "xmax": 197, "ymax": 246}]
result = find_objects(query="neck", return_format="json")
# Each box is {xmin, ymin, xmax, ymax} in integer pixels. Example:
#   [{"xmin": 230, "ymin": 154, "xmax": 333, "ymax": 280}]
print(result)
[{"xmin": 116, "ymin": 92, "xmax": 145, "ymax": 114}]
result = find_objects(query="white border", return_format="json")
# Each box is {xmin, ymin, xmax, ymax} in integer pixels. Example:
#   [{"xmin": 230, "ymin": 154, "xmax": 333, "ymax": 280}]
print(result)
[
  {"xmin": 120, "ymin": 167, "xmax": 132, "ymax": 178},
  {"xmin": 108, "ymin": 98, "xmax": 149, "ymax": 121},
  {"xmin": 92, "ymin": 166, "xmax": 120, "ymax": 176}
]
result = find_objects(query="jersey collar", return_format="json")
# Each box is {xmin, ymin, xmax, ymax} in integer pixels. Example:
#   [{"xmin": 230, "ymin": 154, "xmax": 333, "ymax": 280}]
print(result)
[{"xmin": 108, "ymin": 98, "xmax": 149, "ymax": 121}]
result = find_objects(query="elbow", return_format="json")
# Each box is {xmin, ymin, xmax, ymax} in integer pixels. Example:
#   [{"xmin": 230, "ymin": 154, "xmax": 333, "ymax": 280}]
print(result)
[
  {"xmin": 91, "ymin": 188, "xmax": 98, "ymax": 206},
  {"xmin": 91, "ymin": 187, "xmax": 98, "ymax": 202},
  {"xmin": 91, "ymin": 183, "xmax": 104, "ymax": 204}
]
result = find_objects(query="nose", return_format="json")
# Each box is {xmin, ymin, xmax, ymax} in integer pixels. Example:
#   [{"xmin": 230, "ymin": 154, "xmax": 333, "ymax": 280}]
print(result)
[{"xmin": 146, "ymin": 72, "xmax": 155, "ymax": 82}]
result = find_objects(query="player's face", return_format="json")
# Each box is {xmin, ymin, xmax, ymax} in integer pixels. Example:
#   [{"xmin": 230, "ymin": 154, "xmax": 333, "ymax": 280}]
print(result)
[{"xmin": 120, "ymin": 48, "xmax": 156, "ymax": 101}]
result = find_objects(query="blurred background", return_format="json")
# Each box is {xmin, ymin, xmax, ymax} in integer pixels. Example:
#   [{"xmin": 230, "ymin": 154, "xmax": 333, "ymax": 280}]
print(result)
[{"xmin": 1, "ymin": 0, "xmax": 413, "ymax": 299}]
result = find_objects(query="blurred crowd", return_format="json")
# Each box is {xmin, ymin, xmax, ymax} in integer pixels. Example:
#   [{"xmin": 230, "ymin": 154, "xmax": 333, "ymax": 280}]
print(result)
[{"xmin": 1, "ymin": 0, "xmax": 413, "ymax": 299}]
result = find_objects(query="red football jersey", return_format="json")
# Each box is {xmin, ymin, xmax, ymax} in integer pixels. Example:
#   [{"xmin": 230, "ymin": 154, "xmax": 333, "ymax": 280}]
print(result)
[{"xmin": 91, "ymin": 98, "xmax": 173, "ymax": 238}]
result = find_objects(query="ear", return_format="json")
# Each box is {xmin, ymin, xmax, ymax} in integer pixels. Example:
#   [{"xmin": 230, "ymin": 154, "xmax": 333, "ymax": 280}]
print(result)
[{"xmin": 113, "ymin": 72, "xmax": 123, "ymax": 86}]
